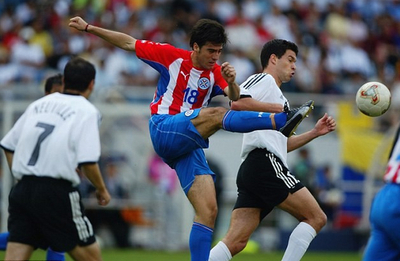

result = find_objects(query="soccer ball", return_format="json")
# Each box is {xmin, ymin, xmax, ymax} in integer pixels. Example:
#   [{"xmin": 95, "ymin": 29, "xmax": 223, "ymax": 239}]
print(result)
[{"xmin": 355, "ymin": 81, "xmax": 391, "ymax": 117}]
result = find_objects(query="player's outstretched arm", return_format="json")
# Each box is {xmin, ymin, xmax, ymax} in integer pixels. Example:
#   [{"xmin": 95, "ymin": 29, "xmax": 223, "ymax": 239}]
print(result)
[
  {"xmin": 81, "ymin": 163, "xmax": 111, "ymax": 206},
  {"xmin": 69, "ymin": 16, "xmax": 137, "ymax": 52},
  {"xmin": 287, "ymin": 113, "xmax": 336, "ymax": 152}
]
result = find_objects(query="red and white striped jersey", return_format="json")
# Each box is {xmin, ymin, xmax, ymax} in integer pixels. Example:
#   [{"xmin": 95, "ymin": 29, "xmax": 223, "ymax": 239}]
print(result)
[
  {"xmin": 135, "ymin": 40, "xmax": 228, "ymax": 115},
  {"xmin": 384, "ymin": 127, "xmax": 400, "ymax": 184}
]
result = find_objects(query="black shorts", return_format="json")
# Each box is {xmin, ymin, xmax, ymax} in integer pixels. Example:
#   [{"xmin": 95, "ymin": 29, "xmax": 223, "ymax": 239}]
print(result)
[
  {"xmin": 8, "ymin": 176, "xmax": 96, "ymax": 252},
  {"xmin": 234, "ymin": 148, "xmax": 304, "ymax": 220}
]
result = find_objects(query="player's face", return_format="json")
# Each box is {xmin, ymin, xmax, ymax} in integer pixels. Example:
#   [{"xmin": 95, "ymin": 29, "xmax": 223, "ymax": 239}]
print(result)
[
  {"xmin": 276, "ymin": 50, "xmax": 297, "ymax": 84},
  {"xmin": 192, "ymin": 42, "xmax": 223, "ymax": 70}
]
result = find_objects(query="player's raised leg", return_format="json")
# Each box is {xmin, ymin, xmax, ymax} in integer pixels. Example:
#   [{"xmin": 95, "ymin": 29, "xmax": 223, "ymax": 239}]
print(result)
[{"xmin": 192, "ymin": 100, "xmax": 314, "ymax": 139}]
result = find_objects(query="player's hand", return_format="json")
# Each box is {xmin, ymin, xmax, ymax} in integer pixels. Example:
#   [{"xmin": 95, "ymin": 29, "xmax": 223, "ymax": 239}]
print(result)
[
  {"xmin": 314, "ymin": 113, "xmax": 336, "ymax": 136},
  {"xmin": 221, "ymin": 62, "xmax": 236, "ymax": 84},
  {"xmin": 69, "ymin": 16, "xmax": 88, "ymax": 31},
  {"xmin": 96, "ymin": 188, "xmax": 111, "ymax": 206}
]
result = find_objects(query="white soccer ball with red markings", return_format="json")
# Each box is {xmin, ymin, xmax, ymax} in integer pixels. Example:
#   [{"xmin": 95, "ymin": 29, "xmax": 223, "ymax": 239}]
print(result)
[{"xmin": 355, "ymin": 81, "xmax": 391, "ymax": 117}]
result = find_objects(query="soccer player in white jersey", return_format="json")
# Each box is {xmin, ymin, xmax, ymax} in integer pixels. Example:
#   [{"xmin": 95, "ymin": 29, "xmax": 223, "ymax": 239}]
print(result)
[
  {"xmin": 69, "ymin": 17, "xmax": 313, "ymax": 261},
  {"xmin": 209, "ymin": 39, "xmax": 337, "ymax": 261},
  {"xmin": 0, "ymin": 73, "xmax": 67, "ymax": 261},
  {"xmin": 0, "ymin": 73, "xmax": 67, "ymax": 260},
  {"xmin": 0, "ymin": 57, "xmax": 111, "ymax": 261},
  {"xmin": 363, "ymin": 127, "xmax": 400, "ymax": 261}
]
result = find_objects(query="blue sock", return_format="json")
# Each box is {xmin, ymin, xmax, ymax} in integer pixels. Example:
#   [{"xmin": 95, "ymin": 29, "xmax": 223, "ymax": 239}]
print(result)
[
  {"xmin": 222, "ymin": 110, "xmax": 287, "ymax": 132},
  {"xmin": 189, "ymin": 222, "xmax": 213, "ymax": 261},
  {"xmin": 0, "ymin": 232, "xmax": 9, "ymax": 250},
  {"xmin": 46, "ymin": 248, "xmax": 65, "ymax": 261}
]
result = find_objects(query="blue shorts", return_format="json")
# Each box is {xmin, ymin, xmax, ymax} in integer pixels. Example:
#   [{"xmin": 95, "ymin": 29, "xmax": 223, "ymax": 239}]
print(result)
[
  {"xmin": 363, "ymin": 183, "xmax": 400, "ymax": 261},
  {"xmin": 149, "ymin": 109, "xmax": 214, "ymax": 194}
]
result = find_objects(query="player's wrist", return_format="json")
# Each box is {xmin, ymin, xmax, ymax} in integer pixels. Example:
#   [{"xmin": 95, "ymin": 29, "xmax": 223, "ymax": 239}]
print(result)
[{"xmin": 84, "ymin": 23, "xmax": 90, "ymax": 32}]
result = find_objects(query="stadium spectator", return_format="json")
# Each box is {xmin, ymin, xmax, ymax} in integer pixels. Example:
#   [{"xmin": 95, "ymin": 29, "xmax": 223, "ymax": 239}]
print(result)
[
  {"xmin": 291, "ymin": 148, "xmax": 315, "ymax": 190},
  {"xmin": 84, "ymin": 154, "xmax": 133, "ymax": 248},
  {"xmin": 9, "ymin": 26, "xmax": 45, "ymax": 83},
  {"xmin": 313, "ymin": 164, "xmax": 344, "ymax": 226},
  {"xmin": 148, "ymin": 153, "xmax": 180, "ymax": 250}
]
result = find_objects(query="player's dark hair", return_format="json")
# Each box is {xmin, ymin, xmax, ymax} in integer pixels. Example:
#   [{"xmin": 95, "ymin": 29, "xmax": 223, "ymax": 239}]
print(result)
[
  {"xmin": 260, "ymin": 39, "xmax": 298, "ymax": 69},
  {"xmin": 44, "ymin": 73, "xmax": 62, "ymax": 94},
  {"xmin": 63, "ymin": 57, "xmax": 96, "ymax": 92},
  {"xmin": 189, "ymin": 19, "xmax": 228, "ymax": 49}
]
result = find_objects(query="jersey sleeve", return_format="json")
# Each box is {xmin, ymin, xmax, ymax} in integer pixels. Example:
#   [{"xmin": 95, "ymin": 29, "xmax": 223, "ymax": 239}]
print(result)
[
  {"xmin": 74, "ymin": 110, "xmax": 101, "ymax": 164},
  {"xmin": 0, "ymin": 110, "xmax": 29, "ymax": 152},
  {"xmin": 239, "ymin": 86, "xmax": 252, "ymax": 98},
  {"xmin": 211, "ymin": 65, "xmax": 228, "ymax": 96},
  {"xmin": 240, "ymin": 75, "xmax": 273, "ymax": 101},
  {"xmin": 135, "ymin": 40, "xmax": 189, "ymax": 67}
]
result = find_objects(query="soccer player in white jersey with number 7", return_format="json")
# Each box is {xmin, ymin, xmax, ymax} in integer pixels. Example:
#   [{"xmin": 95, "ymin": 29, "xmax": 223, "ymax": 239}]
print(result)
[{"xmin": 0, "ymin": 57, "xmax": 111, "ymax": 261}]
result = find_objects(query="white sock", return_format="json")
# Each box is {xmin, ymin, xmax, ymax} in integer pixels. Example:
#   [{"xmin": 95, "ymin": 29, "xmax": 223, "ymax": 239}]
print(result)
[
  {"xmin": 209, "ymin": 241, "xmax": 232, "ymax": 261},
  {"xmin": 281, "ymin": 222, "xmax": 317, "ymax": 261}
]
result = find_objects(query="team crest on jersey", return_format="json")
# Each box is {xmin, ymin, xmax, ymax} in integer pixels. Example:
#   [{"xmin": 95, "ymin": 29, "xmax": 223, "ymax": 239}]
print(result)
[
  {"xmin": 185, "ymin": 110, "xmax": 194, "ymax": 117},
  {"xmin": 198, "ymin": 77, "xmax": 210, "ymax": 90}
]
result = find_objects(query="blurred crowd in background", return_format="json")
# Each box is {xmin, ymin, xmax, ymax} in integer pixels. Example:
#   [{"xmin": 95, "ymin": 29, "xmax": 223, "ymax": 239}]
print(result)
[{"xmin": 1, "ymin": 0, "xmax": 400, "ymax": 102}]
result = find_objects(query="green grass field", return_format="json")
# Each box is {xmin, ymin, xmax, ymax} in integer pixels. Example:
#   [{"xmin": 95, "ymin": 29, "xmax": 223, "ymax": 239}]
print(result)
[{"xmin": 0, "ymin": 249, "xmax": 362, "ymax": 260}]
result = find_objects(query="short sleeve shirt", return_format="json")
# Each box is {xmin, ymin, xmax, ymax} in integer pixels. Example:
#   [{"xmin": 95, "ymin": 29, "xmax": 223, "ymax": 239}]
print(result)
[{"xmin": 0, "ymin": 93, "xmax": 101, "ymax": 186}]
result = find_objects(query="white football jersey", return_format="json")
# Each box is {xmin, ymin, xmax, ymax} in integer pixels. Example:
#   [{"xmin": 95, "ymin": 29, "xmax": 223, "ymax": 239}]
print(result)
[
  {"xmin": 0, "ymin": 92, "xmax": 101, "ymax": 186},
  {"xmin": 239, "ymin": 73, "xmax": 289, "ymax": 167}
]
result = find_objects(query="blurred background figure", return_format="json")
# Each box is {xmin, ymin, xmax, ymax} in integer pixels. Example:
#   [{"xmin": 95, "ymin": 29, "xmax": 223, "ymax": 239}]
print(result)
[
  {"xmin": 148, "ymin": 153, "xmax": 180, "ymax": 250},
  {"xmin": 313, "ymin": 164, "xmax": 344, "ymax": 227},
  {"xmin": 291, "ymin": 148, "xmax": 315, "ymax": 191},
  {"xmin": 9, "ymin": 26, "xmax": 45, "ymax": 83},
  {"xmin": 83, "ymin": 154, "xmax": 133, "ymax": 248},
  {"xmin": 44, "ymin": 73, "xmax": 63, "ymax": 95}
]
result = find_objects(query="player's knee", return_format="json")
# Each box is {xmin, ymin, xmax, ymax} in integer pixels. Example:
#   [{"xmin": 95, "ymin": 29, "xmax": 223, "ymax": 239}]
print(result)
[
  {"xmin": 224, "ymin": 233, "xmax": 250, "ymax": 255},
  {"xmin": 68, "ymin": 243, "xmax": 102, "ymax": 261},
  {"xmin": 203, "ymin": 107, "xmax": 228, "ymax": 119},
  {"xmin": 318, "ymin": 211, "xmax": 328, "ymax": 228},
  {"xmin": 210, "ymin": 204, "xmax": 218, "ymax": 220},
  {"xmin": 204, "ymin": 204, "xmax": 218, "ymax": 223},
  {"xmin": 313, "ymin": 211, "xmax": 327, "ymax": 232}
]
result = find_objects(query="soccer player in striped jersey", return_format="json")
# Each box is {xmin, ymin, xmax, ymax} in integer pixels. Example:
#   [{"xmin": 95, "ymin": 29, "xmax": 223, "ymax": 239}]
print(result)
[
  {"xmin": 363, "ymin": 127, "xmax": 400, "ymax": 261},
  {"xmin": 68, "ymin": 17, "xmax": 312, "ymax": 261},
  {"xmin": 209, "ymin": 39, "xmax": 336, "ymax": 261},
  {"xmin": 0, "ymin": 57, "xmax": 111, "ymax": 261}
]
